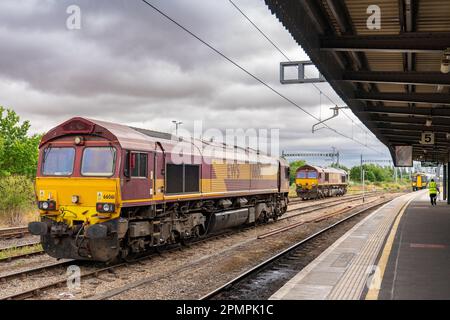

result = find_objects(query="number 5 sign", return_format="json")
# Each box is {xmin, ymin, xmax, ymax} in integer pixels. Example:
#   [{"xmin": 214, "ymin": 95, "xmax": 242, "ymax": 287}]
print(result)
[{"xmin": 420, "ymin": 131, "xmax": 435, "ymax": 145}]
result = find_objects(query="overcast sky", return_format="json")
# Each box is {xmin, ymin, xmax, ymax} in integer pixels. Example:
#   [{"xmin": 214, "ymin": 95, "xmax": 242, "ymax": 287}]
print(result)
[{"xmin": 0, "ymin": 0, "xmax": 391, "ymax": 167}]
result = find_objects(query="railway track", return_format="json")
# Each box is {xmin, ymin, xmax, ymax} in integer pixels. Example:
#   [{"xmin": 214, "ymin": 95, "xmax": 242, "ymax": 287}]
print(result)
[
  {"xmin": 283, "ymin": 191, "xmax": 385, "ymax": 219},
  {"xmin": 0, "ymin": 226, "xmax": 30, "ymax": 240},
  {"xmin": 0, "ymin": 191, "xmax": 394, "ymax": 300},
  {"xmin": 87, "ymin": 194, "xmax": 396, "ymax": 300},
  {"xmin": 0, "ymin": 260, "xmax": 119, "ymax": 300},
  {"xmin": 0, "ymin": 243, "xmax": 43, "ymax": 263},
  {"xmin": 0, "ymin": 259, "xmax": 74, "ymax": 283},
  {"xmin": 200, "ymin": 198, "xmax": 393, "ymax": 300},
  {"xmin": 0, "ymin": 231, "xmax": 237, "ymax": 300},
  {"xmin": 287, "ymin": 190, "xmax": 385, "ymax": 204},
  {"xmin": 0, "ymin": 222, "xmax": 260, "ymax": 300}
]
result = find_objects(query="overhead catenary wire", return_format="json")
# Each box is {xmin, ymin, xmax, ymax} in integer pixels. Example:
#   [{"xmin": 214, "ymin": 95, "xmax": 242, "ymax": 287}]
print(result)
[
  {"xmin": 227, "ymin": 0, "xmax": 384, "ymax": 152},
  {"xmin": 138, "ymin": 0, "xmax": 384, "ymax": 154}
]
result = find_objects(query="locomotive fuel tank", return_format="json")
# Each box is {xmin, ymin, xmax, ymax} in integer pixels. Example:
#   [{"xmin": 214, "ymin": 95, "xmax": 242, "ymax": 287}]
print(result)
[{"xmin": 208, "ymin": 208, "xmax": 250, "ymax": 233}]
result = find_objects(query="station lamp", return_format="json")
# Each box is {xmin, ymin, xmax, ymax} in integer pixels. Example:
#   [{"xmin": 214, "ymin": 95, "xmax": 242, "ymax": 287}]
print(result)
[
  {"xmin": 172, "ymin": 120, "xmax": 183, "ymax": 136},
  {"xmin": 425, "ymin": 118, "xmax": 432, "ymax": 127}
]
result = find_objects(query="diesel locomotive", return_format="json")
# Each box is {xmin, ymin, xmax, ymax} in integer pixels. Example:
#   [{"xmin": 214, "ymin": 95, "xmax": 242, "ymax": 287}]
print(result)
[
  {"xmin": 295, "ymin": 165, "xmax": 348, "ymax": 200},
  {"xmin": 28, "ymin": 117, "xmax": 290, "ymax": 262}
]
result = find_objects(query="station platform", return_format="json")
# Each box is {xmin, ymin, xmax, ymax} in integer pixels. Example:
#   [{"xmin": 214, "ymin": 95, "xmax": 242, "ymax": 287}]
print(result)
[{"xmin": 270, "ymin": 190, "xmax": 450, "ymax": 300}]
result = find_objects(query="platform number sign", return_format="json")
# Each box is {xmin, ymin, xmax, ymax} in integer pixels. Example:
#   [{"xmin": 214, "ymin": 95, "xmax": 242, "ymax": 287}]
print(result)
[{"xmin": 420, "ymin": 132, "xmax": 435, "ymax": 145}]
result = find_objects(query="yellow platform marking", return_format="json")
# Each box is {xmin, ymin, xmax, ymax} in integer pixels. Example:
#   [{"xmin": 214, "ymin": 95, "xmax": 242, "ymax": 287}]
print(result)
[{"xmin": 365, "ymin": 196, "xmax": 414, "ymax": 300}]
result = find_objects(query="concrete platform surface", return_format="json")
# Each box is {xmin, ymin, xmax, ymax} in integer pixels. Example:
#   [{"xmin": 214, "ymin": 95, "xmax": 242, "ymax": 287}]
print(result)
[
  {"xmin": 377, "ymin": 191, "xmax": 450, "ymax": 300},
  {"xmin": 270, "ymin": 192, "xmax": 421, "ymax": 300}
]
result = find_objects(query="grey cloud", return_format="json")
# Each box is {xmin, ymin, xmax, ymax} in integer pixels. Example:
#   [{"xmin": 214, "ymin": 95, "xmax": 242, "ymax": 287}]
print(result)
[{"xmin": 0, "ymin": 0, "xmax": 389, "ymax": 167}]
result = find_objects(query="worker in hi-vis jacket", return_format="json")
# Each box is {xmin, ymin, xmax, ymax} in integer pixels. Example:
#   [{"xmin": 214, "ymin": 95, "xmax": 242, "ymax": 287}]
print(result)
[{"xmin": 429, "ymin": 179, "xmax": 439, "ymax": 206}]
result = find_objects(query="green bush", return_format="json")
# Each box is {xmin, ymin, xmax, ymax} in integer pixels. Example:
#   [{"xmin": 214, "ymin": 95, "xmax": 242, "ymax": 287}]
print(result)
[
  {"xmin": 288, "ymin": 160, "xmax": 306, "ymax": 184},
  {"xmin": 0, "ymin": 107, "xmax": 42, "ymax": 178},
  {"xmin": 0, "ymin": 175, "xmax": 35, "ymax": 225}
]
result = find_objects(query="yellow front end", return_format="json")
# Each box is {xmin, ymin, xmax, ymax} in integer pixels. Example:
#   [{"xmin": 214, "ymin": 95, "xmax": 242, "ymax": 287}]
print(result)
[
  {"xmin": 417, "ymin": 175, "xmax": 422, "ymax": 189},
  {"xmin": 295, "ymin": 178, "xmax": 318, "ymax": 190},
  {"xmin": 36, "ymin": 177, "xmax": 121, "ymax": 227}
]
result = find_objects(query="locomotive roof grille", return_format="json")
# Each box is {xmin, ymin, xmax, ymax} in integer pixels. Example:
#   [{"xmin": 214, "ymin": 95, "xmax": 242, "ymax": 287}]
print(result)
[{"xmin": 131, "ymin": 126, "xmax": 174, "ymax": 141}]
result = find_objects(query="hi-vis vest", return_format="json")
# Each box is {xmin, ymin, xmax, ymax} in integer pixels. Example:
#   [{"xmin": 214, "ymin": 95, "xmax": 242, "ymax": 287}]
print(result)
[{"xmin": 429, "ymin": 181, "xmax": 437, "ymax": 195}]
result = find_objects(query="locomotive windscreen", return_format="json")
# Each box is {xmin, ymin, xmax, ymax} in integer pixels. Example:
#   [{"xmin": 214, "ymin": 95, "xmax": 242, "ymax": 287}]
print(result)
[
  {"xmin": 296, "ymin": 171, "xmax": 317, "ymax": 178},
  {"xmin": 297, "ymin": 171, "xmax": 306, "ymax": 178},
  {"xmin": 307, "ymin": 172, "xmax": 317, "ymax": 178},
  {"xmin": 42, "ymin": 147, "xmax": 75, "ymax": 176},
  {"xmin": 81, "ymin": 147, "xmax": 116, "ymax": 176}
]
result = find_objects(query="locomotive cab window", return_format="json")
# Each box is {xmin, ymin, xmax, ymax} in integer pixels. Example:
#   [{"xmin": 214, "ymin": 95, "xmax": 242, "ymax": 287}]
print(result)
[
  {"xmin": 81, "ymin": 147, "xmax": 116, "ymax": 176},
  {"xmin": 125, "ymin": 152, "xmax": 148, "ymax": 177},
  {"xmin": 307, "ymin": 171, "xmax": 318, "ymax": 179},
  {"xmin": 42, "ymin": 147, "xmax": 75, "ymax": 176},
  {"xmin": 297, "ymin": 171, "xmax": 306, "ymax": 178}
]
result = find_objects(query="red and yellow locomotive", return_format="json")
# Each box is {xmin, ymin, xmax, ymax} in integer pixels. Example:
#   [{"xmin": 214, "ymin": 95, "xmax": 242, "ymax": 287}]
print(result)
[
  {"xmin": 29, "ymin": 118, "xmax": 290, "ymax": 262},
  {"xmin": 295, "ymin": 165, "xmax": 348, "ymax": 200}
]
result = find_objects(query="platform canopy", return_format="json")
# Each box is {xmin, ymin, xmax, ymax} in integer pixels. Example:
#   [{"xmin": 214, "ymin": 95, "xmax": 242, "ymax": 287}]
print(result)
[{"xmin": 265, "ymin": 0, "xmax": 450, "ymax": 165}]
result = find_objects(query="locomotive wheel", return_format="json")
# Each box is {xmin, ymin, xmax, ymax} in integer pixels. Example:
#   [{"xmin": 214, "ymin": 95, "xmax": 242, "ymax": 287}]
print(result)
[
  {"xmin": 120, "ymin": 247, "xmax": 129, "ymax": 260},
  {"xmin": 194, "ymin": 225, "xmax": 207, "ymax": 238}
]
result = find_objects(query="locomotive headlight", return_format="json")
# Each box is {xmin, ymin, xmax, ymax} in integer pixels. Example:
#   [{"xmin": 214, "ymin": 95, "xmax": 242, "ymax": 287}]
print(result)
[
  {"xmin": 71, "ymin": 195, "xmax": 79, "ymax": 204},
  {"xmin": 38, "ymin": 200, "xmax": 56, "ymax": 211},
  {"xmin": 103, "ymin": 203, "xmax": 110, "ymax": 212},
  {"xmin": 96, "ymin": 202, "xmax": 115, "ymax": 213}
]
